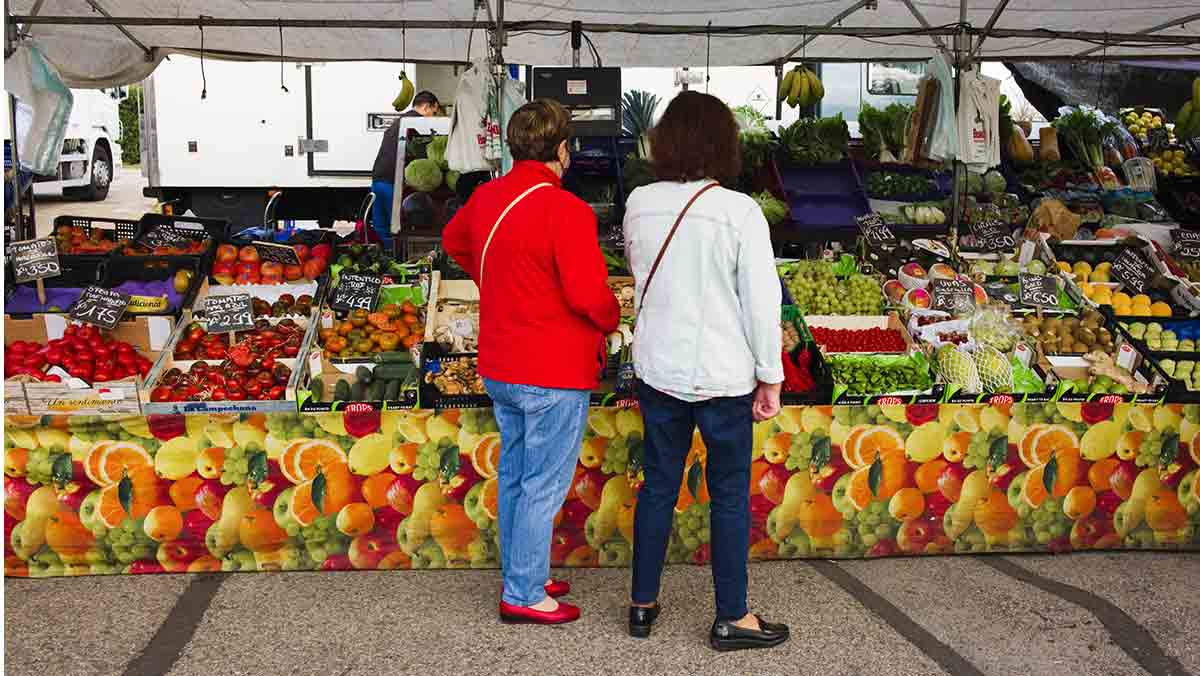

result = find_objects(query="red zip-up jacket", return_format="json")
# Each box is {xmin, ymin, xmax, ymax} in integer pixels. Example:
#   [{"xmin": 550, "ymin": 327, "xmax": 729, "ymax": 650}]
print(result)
[{"xmin": 442, "ymin": 161, "xmax": 620, "ymax": 390}]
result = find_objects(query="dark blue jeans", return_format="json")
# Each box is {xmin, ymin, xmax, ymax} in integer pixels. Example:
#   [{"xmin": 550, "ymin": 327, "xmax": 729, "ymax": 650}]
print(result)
[{"xmin": 631, "ymin": 382, "xmax": 753, "ymax": 621}]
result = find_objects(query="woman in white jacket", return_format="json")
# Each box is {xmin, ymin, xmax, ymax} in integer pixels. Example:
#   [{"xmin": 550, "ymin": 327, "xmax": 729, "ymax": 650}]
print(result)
[{"xmin": 622, "ymin": 91, "xmax": 788, "ymax": 651}]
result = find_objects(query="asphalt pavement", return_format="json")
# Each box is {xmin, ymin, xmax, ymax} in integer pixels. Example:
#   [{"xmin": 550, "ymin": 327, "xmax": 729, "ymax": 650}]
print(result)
[
  {"xmin": 5, "ymin": 552, "xmax": 1198, "ymax": 676},
  {"xmin": 33, "ymin": 166, "xmax": 159, "ymax": 237}
]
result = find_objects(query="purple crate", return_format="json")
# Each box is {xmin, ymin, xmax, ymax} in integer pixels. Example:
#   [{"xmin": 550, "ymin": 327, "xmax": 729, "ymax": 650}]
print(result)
[
  {"xmin": 787, "ymin": 192, "xmax": 871, "ymax": 229},
  {"xmin": 777, "ymin": 159, "xmax": 862, "ymax": 196}
]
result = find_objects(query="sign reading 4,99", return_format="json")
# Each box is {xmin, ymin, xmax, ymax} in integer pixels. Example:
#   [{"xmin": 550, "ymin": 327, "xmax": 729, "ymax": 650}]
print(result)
[
  {"xmin": 8, "ymin": 238, "xmax": 62, "ymax": 284},
  {"xmin": 70, "ymin": 286, "xmax": 131, "ymax": 331},
  {"xmin": 330, "ymin": 273, "xmax": 382, "ymax": 313}
]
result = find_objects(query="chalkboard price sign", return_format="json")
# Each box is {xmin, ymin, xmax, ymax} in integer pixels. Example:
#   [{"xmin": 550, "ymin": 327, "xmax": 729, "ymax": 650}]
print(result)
[
  {"xmin": 1147, "ymin": 128, "xmax": 1170, "ymax": 154},
  {"xmin": 69, "ymin": 286, "xmax": 131, "ymax": 330},
  {"xmin": 969, "ymin": 218, "xmax": 1016, "ymax": 253},
  {"xmin": 330, "ymin": 273, "xmax": 382, "ymax": 312},
  {"xmin": 8, "ymin": 238, "xmax": 62, "ymax": 284},
  {"xmin": 1171, "ymin": 229, "xmax": 1200, "ymax": 260},
  {"xmin": 1111, "ymin": 248, "xmax": 1152, "ymax": 294},
  {"xmin": 1019, "ymin": 273, "xmax": 1060, "ymax": 309},
  {"xmin": 141, "ymin": 224, "xmax": 194, "ymax": 249},
  {"xmin": 205, "ymin": 294, "xmax": 255, "ymax": 334},
  {"xmin": 856, "ymin": 214, "xmax": 897, "ymax": 248},
  {"xmin": 253, "ymin": 242, "xmax": 301, "ymax": 266},
  {"xmin": 930, "ymin": 278, "xmax": 976, "ymax": 314}
]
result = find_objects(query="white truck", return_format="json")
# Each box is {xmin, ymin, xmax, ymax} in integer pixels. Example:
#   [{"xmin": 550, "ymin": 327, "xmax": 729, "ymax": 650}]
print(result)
[
  {"xmin": 29, "ymin": 87, "xmax": 125, "ymax": 201},
  {"xmin": 140, "ymin": 56, "xmax": 461, "ymax": 229}
]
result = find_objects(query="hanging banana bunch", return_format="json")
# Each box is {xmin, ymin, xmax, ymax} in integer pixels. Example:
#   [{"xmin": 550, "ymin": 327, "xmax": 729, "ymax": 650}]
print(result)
[
  {"xmin": 780, "ymin": 65, "xmax": 825, "ymax": 110},
  {"xmin": 392, "ymin": 72, "xmax": 415, "ymax": 111}
]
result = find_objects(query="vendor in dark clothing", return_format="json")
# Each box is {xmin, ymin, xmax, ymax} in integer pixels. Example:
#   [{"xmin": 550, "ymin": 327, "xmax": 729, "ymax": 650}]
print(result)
[{"xmin": 370, "ymin": 90, "xmax": 441, "ymax": 245}]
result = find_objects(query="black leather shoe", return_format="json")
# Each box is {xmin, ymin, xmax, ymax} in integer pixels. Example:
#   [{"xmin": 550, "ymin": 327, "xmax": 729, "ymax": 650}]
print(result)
[
  {"xmin": 709, "ymin": 615, "xmax": 790, "ymax": 652},
  {"xmin": 628, "ymin": 604, "xmax": 660, "ymax": 638}
]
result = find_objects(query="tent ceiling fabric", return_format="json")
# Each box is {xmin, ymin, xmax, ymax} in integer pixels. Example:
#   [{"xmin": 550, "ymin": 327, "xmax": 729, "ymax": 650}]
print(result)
[{"xmin": 8, "ymin": 0, "xmax": 1200, "ymax": 87}]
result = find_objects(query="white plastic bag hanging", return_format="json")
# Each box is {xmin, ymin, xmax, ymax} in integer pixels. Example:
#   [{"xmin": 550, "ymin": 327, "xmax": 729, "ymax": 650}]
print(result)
[
  {"xmin": 925, "ymin": 54, "xmax": 958, "ymax": 163},
  {"xmin": 446, "ymin": 61, "xmax": 498, "ymax": 174},
  {"xmin": 957, "ymin": 70, "xmax": 1001, "ymax": 172},
  {"xmin": 4, "ymin": 41, "xmax": 74, "ymax": 176}
]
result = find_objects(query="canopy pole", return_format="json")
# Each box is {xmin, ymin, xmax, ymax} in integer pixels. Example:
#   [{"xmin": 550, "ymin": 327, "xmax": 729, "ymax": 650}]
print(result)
[
  {"xmin": 948, "ymin": 26, "xmax": 974, "ymax": 261},
  {"xmin": 897, "ymin": 0, "xmax": 951, "ymax": 57},
  {"xmin": 968, "ymin": 0, "xmax": 1010, "ymax": 63},
  {"xmin": 781, "ymin": 0, "xmax": 874, "ymax": 61},
  {"xmin": 1075, "ymin": 12, "xmax": 1200, "ymax": 58},
  {"xmin": 774, "ymin": 61, "xmax": 783, "ymax": 122},
  {"xmin": 83, "ymin": 0, "xmax": 154, "ymax": 60}
]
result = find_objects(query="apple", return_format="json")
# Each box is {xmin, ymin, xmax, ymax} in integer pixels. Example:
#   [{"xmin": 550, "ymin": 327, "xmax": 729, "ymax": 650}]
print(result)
[
  {"xmin": 812, "ymin": 455, "xmax": 850, "ymax": 493},
  {"xmin": 374, "ymin": 506, "xmax": 405, "ymax": 536},
  {"xmin": 283, "ymin": 264, "xmax": 304, "ymax": 281},
  {"xmin": 573, "ymin": 467, "xmax": 606, "ymax": 511},
  {"xmin": 1160, "ymin": 457, "xmax": 1195, "ymax": 489},
  {"xmin": 749, "ymin": 494, "xmax": 774, "ymax": 530},
  {"xmin": 550, "ymin": 529, "xmax": 585, "ymax": 566},
  {"xmin": 320, "ymin": 553, "xmax": 352, "ymax": 571},
  {"xmin": 216, "ymin": 244, "xmax": 239, "ymax": 263},
  {"xmin": 157, "ymin": 541, "xmax": 206, "ymax": 572},
  {"xmin": 989, "ymin": 462, "xmax": 1020, "ymax": 492},
  {"xmin": 348, "ymin": 534, "xmax": 394, "ymax": 569},
  {"xmin": 194, "ymin": 479, "xmax": 229, "ymax": 521},
  {"xmin": 182, "ymin": 509, "xmax": 215, "ymax": 540},
  {"xmin": 924, "ymin": 491, "xmax": 952, "ymax": 522},
  {"xmin": 937, "ymin": 462, "xmax": 970, "ymax": 502},
  {"xmin": 868, "ymin": 538, "xmax": 898, "ymax": 557},
  {"xmin": 758, "ymin": 463, "xmax": 791, "ymax": 504},
  {"xmin": 238, "ymin": 245, "xmax": 260, "ymax": 263},
  {"xmin": 127, "ymin": 559, "xmax": 165, "ymax": 574},
  {"xmin": 385, "ymin": 474, "xmax": 422, "ymax": 516},
  {"xmin": 896, "ymin": 514, "xmax": 940, "ymax": 553},
  {"xmin": 302, "ymin": 257, "xmax": 326, "ymax": 280},
  {"xmin": 4, "ymin": 475, "xmax": 35, "ymax": 520},
  {"xmin": 558, "ymin": 498, "xmax": 590, "ymax": 530},
  {"xmin": 1070, "ymin": 515, "xmax": 1111, "ymax": 549},
  {"xmin": 294, "ymin": 244, "xmax": 311, "ymax": 262},
  {"xmin": 1109, "ymin": 460, "xmax": 1139, "ymax": 499},
  {"xmin": 1094, "ymin": 490, "xmax": 1123, "ymax": 518},
  {"xmin": 310, "ymin": 243, "xmax": 332, "ymax": 262},
  {"xmin": 441, "ymin": 461, "xmax": 482, "ymax": 503}
]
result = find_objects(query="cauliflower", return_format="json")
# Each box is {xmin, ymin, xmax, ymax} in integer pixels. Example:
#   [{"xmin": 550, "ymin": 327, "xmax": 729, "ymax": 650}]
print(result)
[{"xmin": 404, "ymin": 158, "xmax": 444, "ymax": 193}]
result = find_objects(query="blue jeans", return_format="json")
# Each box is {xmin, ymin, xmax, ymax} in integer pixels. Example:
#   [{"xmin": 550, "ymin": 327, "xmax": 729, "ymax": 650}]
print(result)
[
  {"xmin": 484, "ymin": 377, "xmax": 590, "ymax": 607},
  {"xmin": 631, "ymin": 382, "xmax": 753, "ymax": 621},
  {"xmin": 370, "ymin": 179, "xmax": 394, "ymax": 247}
]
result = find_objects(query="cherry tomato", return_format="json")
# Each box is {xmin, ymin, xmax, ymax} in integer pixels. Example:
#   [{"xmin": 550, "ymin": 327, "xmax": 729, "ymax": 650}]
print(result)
[
  {"xmin": 210, "ymin": 387, "xmax": 227, "ymax": 401},
  {"xmin": 244, "ymin": 381, "xmax": 263, "ymax": 398}
]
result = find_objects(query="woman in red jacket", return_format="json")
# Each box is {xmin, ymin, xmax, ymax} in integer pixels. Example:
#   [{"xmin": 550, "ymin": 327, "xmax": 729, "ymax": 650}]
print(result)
[{"xmin": 443, "ymin": 99, "xmax": 620, "ymax": 625}]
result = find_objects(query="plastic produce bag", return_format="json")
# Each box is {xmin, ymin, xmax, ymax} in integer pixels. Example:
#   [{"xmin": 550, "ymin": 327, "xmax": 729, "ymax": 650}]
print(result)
[
  {"xmin": 4, "ymin": 42, "xmax": 73, "ymax": 176},
  {"xmin": 926, "ymin": 54, "xmax": 959, "ymax": 163}
]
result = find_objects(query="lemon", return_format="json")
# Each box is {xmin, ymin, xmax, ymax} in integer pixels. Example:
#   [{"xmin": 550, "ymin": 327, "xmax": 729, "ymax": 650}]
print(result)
[
  {"xmin": 586, "ymin": 409, "xmax": 617, "ymax": 438},
  {"xmin": 35, "ymin": 428, "xmax": 70, "ymax": 450},
  {"xmin": 1056, "ymin": 402, "xmax": 1083, "ymax": 423},
  {"xmin": 425, "ymin": 414, "xmax": 461, "ymax": 443},
  {"xmin": 829, "ymin": 419, "xmax": 852, "ymax": 447},
  {"xmin": 774, "ymin": 408, "xmax": 802, "ymax": 435},
  {"xmin": 397, "ymin": 414, "xmax": 429, "ymax": 444},
  {"xmin": 1151, "ymin": 302, "xmax": 1173, "ymax": 317},
  {"xmin": 1154, "ymin": 406, "xmax": 1182, "ymax": 432},
  {"xmin": 979, "ymin": 407, "xmax": 1009, "ymax": 433},
  {"xmin": 264, "ymin": 433, "xmax": 289, "ymax": 460},
  {"xmin": 205, "ymin": 422, "xmax": 235, "ymax": 448},
  {"xmin": 232, "ymin": 422, "xmax": 267, "ymax": 450},
  {"xmin": 155, "ymin": 436, "xmax": 202, "ymax": 479},
  {"xmin": 348, "ymin": 433, "xmax": 392, "ymax": 475},
  {"xmin": 67, "ymin": 435, "xmax": 92, "ymax": 461},
  {"xmin": 119, "ymin": 417, "xmax": 154, "ymax": 439},
  {"xmin": 954, "ymin": 408, "xmax": 981, "ymax": 433},
  {"xmin": 905, "ymin": 421, "xmax": 947, "ymax": 463},
  {"xmin": 316, "ymin": 412, "xmax": 348, "ymax": 436},
  {"xmin": 615, "ymin": 408, "xmax": 645, "ymax": 437},
  {"xmin": 1080, "ymin": 420, "xmax": 1122, "ymax": 461},
  {"xmin": 1112, "ymin": 291, "xmax": 1132, "ymax": 306},
  {"xmin": 1056, "ymin": 261, "xmax": 1071, "ymax": 274},
  {"xmin": 1127, "ymin": 407, "xmax": 1153, "ymax": 432}
]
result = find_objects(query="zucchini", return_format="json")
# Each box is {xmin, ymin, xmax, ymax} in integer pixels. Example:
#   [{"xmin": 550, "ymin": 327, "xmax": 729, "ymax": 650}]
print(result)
[
  {"xmin": 333, "ymin": 379, "xmax": 351, "ymax": 402},
  {"xmin": 379, "ymin": 351, "xmax": 413, "ymax": 364},
  {"xmin": 374, "ymin": 364, "xmax": 414, "ymax": 381},
  {"xmin": 369, "ymin": 380, "xmax": 387, "ymax": 401},
  {"xmin": 384, "ymin": 379, "xmax": 401, "ymax": 400},
  {"xmin": 309, "ymin": 377, "xmax": 324, "ymax": 402},
  {"xmin": 355, "ymin": 365, "xmax": 374, "ymax": 385},
  {"xmin": 350, "ymin": 381, "xmax": 366, "ymax": 401}
]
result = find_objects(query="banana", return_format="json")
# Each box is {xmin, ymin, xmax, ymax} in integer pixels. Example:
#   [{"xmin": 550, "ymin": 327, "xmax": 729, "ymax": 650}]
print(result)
[
  {"xmin": 778, "ymin": 69, "xmax": 797, "ymax": 101},
  {"xmin": 808, "ymin": 69, "xmax": 825, "ymax": 102},
  {"xmin": 786, "ymin": 67, "xmax": 802, "ymax": 107},
  {"xmin": 1179, "ymin": 102, "xmax": 1194, "ymax": 138},
  {"xmin": 794, "ymin": 69, "xmax": 811, "ymax": 109},
  {"xmin": 392, "ymin": 72, "xmax": 415, "ymax": 112}
]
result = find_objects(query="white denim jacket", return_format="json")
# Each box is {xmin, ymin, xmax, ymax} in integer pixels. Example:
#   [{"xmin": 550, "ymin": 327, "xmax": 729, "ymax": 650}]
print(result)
[{"xmin": 623, "ymin": 180, "xmax": 783, "ymax": 400}]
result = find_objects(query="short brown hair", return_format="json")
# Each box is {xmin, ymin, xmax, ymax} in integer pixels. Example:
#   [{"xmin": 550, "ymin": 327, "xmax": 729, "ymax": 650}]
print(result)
[
  {"xmin": 507, "ymin": 99, "xmax": 570, "ymax": 162},
  {"xmin": 651, "ymin": 91, "xmax": 741, "ymax": 183}
]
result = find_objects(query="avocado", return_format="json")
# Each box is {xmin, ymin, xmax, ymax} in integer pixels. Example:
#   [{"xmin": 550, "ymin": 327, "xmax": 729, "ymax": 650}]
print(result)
[
  {"xmin": 350, "ymin": 381, "xmax": 366, "ymax": 401},
  {"xmin": 333, "ymin": 379, "xmax": 351, "ymax": 402},
  {"xmin": 309, "ymin": 377, "xmax": 324, "ymax": 402},
  {"xmin": 355, "ymin": 365, "xmax": 374, "ymax": 385},
  {"xmin": 384, "ymin": 379, "xmax": 401, "ymax": 400},
  {"xmin": 369, "ymin": 380, "xmax": 387, "ymax": 401}
]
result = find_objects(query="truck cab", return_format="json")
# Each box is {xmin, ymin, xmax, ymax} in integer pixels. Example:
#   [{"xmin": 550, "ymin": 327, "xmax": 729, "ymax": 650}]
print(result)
[{"xmin": 29, "ymin": 87, "xmax": 124, "ymax": 201}]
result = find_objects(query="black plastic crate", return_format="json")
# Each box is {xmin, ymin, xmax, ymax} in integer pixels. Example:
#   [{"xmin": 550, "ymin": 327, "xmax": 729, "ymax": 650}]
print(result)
[
  {"xmin": 129, "ymin": 213, "xmax": 226, "ymax": 265},
  {"xmin": 52, "ymin": 214, "xmax": 139, "ymax": 242}
]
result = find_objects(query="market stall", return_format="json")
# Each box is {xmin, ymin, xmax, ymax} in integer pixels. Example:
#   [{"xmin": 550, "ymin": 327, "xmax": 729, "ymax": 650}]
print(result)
[{"xmin": 6, "ymin": 2, "xmax": 1200, "ymax": 577}]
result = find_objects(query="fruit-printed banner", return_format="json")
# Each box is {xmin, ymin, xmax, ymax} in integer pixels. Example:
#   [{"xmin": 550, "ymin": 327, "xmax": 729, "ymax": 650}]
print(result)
[{"xmin": 4, "ymin": 402, "xmax": 1199, "ymax": 577}]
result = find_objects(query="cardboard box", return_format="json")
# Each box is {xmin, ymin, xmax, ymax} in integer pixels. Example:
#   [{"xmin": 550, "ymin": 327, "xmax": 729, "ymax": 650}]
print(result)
[
  {"xmin": 423, "ymin": 273, "xmax": 481, "ymax": 355},
  {"xmin": 140, "ymin": 314, "xmax": 315, "ymax": 414},
  {"xmin": 608, "ymin": 276, "xmax": 636, "ymax": 317}
]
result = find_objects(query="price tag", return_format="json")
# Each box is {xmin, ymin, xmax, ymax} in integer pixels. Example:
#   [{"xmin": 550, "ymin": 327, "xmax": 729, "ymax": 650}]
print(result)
[
  {"xmin": 1147, "ymin": 128, "xmax": 1170, "ymax": 154},
  {"xmin": 8, "ymin": 238, "xmax": 62, "ymax": 283},
  {"xmin": 204, "ymin": 294, "xmax": 255, "ymax": 334},
  {"xmin": 969, "ymin": 218, "xmax": 1016, "ymax": 253},
  {"xmin": 69, "ymin": 286, "xmax": 131, "ymax": 330},
  {"xmin": 1111, "ymin": 248, "xmax": 1152, "ymax": 295},
  {"xmin": 930, "ymin": 278, "xmax": 976, "ymax": 314},
  {"xmin": 1171, "ymin": 229, "xmax": 1200, "ymax": 259},
  {"xmin": 253, "ymin": 242, "xmax": 301, "ymax": 266},
  {"xmin": 856, "ymin": 214, "xmax": 896, "ymax": 247},
  {"xmin": 1019, "ymin": 273, "xmax": 1060, "ymax": 309},
  {"xmin": 141, "ymin": 224, "xmax": 194, "ymax": 249},
  {"xmin": 330, "ymin": 273, "xmax": 382, "ymax": 312}
]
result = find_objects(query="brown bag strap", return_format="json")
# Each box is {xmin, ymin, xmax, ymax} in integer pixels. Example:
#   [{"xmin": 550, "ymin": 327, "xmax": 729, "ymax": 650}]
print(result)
[{"xmin": 639, "ymin": 182, "xmax": 720, "ymax": 312}]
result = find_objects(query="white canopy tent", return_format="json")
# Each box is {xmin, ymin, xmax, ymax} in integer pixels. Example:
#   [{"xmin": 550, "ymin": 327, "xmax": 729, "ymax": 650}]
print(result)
[{"xmin": 5, "ymin": 1, "xmax": 1200, "ymax": 87}]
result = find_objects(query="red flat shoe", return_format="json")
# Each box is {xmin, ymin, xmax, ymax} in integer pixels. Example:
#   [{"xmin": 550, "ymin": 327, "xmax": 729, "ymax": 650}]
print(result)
[
  {"xmin": 499, "ymin": 600, "xmax": 581, "ymax": 625},
  {"xmin": 545, "ymin": 579, "xmax": 570, "ymax": 598}
]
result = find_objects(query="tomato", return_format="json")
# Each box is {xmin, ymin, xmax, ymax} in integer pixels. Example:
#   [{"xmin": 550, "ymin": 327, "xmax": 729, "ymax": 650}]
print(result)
[
  {"xmin": 210, "ymin": 387, "xmax": 227, "ymax": 401},
  {"xmin": 92, "ymin": 370, "xmax": 111, "ymax": 383},
  {"xmin": 23, "ymin": 354, "xmax": 46, "ymax": 371},
  {"xmin": 302, "ymin": 257, "xmax": 326, "ymax": 280},
  {"xmin": 260, "ymin": 354, "xmax": 276, "ymax": 370},
  {"xmin": 256, "ymin": 370, "xmax": 275, "ymax": 388},
  {"xmin": 244, "ymin": 381, "xmax": 263, "ymax": 398},
  {"xmin": 205, "ymin": 343, "xmax": 228, "ymax": 360},
  {"xmin": 63, "ymin": 325, "xmax": 77, "ymax": 338},
  {"xmin": 268, "ymin": 385, "xmax": 285, "ymax": 400},
  {"xmin": 229, "ymin": 343, "xmax": 255, "ymax": 368},
  {"xmin": 93, "ymin": 343, "xmax": 113, "ymax": 360},
  {"xmin": 226, "ymin": 387, "xmax": 245, "ymax": 402},
  {"xmin": 294, "ymin": 244, "xmax": 310, "ymax": 262},
  {"xmin": 68, "ymin": 364, "xmax": 93, "ymax": 380},
  {"xmin": 42, "ymin": 374, "xmax": 61, "ymax": 383}
]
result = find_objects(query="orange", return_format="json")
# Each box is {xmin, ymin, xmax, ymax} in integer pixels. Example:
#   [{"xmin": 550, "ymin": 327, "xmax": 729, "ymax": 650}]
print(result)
[
  {"xmin": 974, "ymin": 491, "xmax": 1018, "ymax": 536},
  {"xmin": 289, "ymin": 482, "xmax": 321, "ymax": 526},
  {"xmin": 1020, "ymin": 425, "xmax": 1078, "ymax": 468},
  {"xmin": 143, "ymin": 505, "xmax": 183, "ymax": 542},
  {"xmin": 1063, "ymin": 486, "xmax": 1097, "ymax": 520},
  {"xmin": 888, "ymin": 487, "xmax": 925, "ymax": 520},
  {"xmin": 470, "ymin": 434, "xmax": 501, "ymax": 479},
  {"xmin": 336, "ymin": 502, "xmax": 376, "ymax": 537},
  {"xmin": 390, "ymin": 442, "xmax": 420, "ymax": 476},
  {"xmin": 292, "ymin": 440, "xmax": 348, "ymax": 482},
  {"xmin": 1087, "ymin": 458, "xmax": 1120, "ymax": 493},
  {"xmin": 97, "ymin": 468, "xmax": 164, "ymax": 528},
  {"xmin": 1017, "ymin": 424, "xmax": 1047, "ymax": 466},
  {"xmin": 169, "ymin": 475, "xmax": 205, "ymax": 511},
  {"xmin": 44, "ymin": 512, "xmax": 95, "ymax": 557},
  {"xmin": 279, "ymin": 439, "xmax": 314, "ymax": 484},
  {"xmin": 675, "ymin": 460, "xmax": 709, "ymax": 512},
  {"xmin": 83, "ymin": 441, "xmax": 113, "ymax": 485},
  {"xmin": 481, "ymin": 478, "xmax": 499, "ymax": 520},
  {"xmin": 1146, "ymin": 490, "xmax": 1188, "ymax": 531},
  {"xmin": 846, "ymin": 426, "xmax": 903, "ymax": 469},
  {"xmin": 1022, "ymin": 450, "xmax": 1079, "ymax": 507},
  {"xmin": 378, "ymin": 550, "xmax": 412, "ymax": 570},
  {"xmin": 915, "ymin": 459, "xmax": 948, "ymax": 494},
  {"xmin": 239, "ymin": 508, "xmax": 288, "ymax": 552},
  {"xmin": 848, "ymin": 467, "xmax": 874, "ymax": 510},
  {"xmin": 1022, "ymin": 466, "xmax": 1050, "ymax": 508},
  {"xmin": 289, "ymin": 465, "xmax": 355, "ymax": 526},
  {"xmin": 188, "ymin": 555, "xmax": 223, "ymax": 573},
  {"xmin": 245, "ymin": 413, "xmax": 268, "ymax": 432},
  {"xmin": 430, "ymin": 503, "xmax": 478, "ymax": 559},
  {"xmin": 841, "ymin": 425, "xmax": 871, "ymax": 465},
  {"xmin": 98, "ymin": 442, "xmax": 153, "ymax": 485},
  {"xmin": 4, "ymin": 447, "xmax": 29, "ymax": 477},
  {"xmin": 795, "ymin": 494, "xmax": 842, "ymax": 538},
  {"xmin": 361, "ymin": 472, "xmax": 398, "ymax": 509}
]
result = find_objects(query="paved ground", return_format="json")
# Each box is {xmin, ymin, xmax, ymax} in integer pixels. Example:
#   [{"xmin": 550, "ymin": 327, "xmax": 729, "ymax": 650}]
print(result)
[
  {"xmin": 33, "ymin": 166, "xmax": 159, "ymax": 237},
  {"xmin": 5, "ymin": 552, "xmax": 1198, "ymax": 676}
]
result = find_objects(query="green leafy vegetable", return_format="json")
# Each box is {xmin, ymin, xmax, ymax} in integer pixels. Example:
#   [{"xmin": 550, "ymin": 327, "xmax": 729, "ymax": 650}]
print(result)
[
  {"xmin": 778, "ymin": 114, "xmax": 850, "ymax": 165},
  {"xmin": 826, "ymin": 352, "xmax": 933, "ymax": 394},
  {"xmin": 753, "ymin": 191, "xmax": 788, "ymax": 226}
]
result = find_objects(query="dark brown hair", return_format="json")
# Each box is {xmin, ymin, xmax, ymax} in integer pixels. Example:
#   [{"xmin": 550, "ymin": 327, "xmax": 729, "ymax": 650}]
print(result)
[
  {"xmin": 651, "ymin": 91, "xmax": 741, "ymax": 183},
  {"xmin": 507, "ymin": 99, "xmax": 571, "ymax": 162}
]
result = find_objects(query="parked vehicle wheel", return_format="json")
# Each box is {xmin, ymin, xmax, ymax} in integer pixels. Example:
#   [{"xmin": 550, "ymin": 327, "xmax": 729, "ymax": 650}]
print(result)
[{"xmin": 83, "ymin": 143, "xmax": 112, "ymax": 201}]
